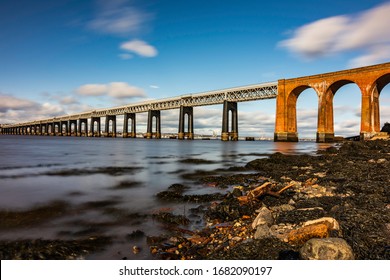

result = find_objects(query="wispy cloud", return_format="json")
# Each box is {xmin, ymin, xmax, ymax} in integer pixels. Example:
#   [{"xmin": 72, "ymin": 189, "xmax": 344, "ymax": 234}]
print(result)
[
  {"xmin": 279, "ymin": 1, "xmax": 390, "ymax": 67},
  {"xmin": 0, "ymin": 93, "xmax": 66, "ymax": 123},
  {"xmin": 0, "ymin": 94, "xmax": 39, "ymax": 113},
  {"xmin": 88, "ymin": 0, "xmax": 151, "ymax": 36},
  {"xmin": 76, "ymin": 82, "xmax": 146, "ymax": 99},
  {"xmin": 76, "ymin": 84, "xmax": 107, "ymax": 96},
  {"xmin": 120, "ymin": 39, "xmax": 158, "ymax": 57}
]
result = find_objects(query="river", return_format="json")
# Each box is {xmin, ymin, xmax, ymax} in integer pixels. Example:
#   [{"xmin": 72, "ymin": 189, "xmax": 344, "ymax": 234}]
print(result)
[{"xmin": 0, "ymin": 135, "xmax": 332, "ymax": 259}]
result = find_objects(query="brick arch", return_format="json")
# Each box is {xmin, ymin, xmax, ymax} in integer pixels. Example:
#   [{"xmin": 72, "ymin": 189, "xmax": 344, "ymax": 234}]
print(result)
[
  {"xmin": 327, "ymin": 79, "xmax": 357, "ymax": 95},
  {"xmin": 375, "ymin": 73, "xmax": 390, "ymax": 94},
  {"xmin": 322, "ymin": 80, "xmax": 363, "ymax": 141},
  {"xmin": 286, "ymin": 85, "xmax": 319, "ymax": 140},
  {"xmin": 275, "ymin": 62, "xmax": 390, "ymax": 142},
  {"xmin": 373, "ymin": 73, "xmax": 390, "ymax": 130}
]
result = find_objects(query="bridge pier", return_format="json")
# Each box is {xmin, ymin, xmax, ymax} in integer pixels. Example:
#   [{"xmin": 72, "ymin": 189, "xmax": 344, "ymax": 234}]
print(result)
[
  {"xmin": 35, "ymin": 124, "xmax": 40, "ymax": 135},
  {"xmin": 104, "ymin": 115, "xmax": 116, "ymax": 137},
  {"xmin": 90, "ymin": 117, "xmax": 101, "ymax": 137},
  {"xmin": 78, "ymin": 118, "xmax": 88, "ymax": 137},
  {"xmin": 69, "ymin": 120, "xmax": 77, "ymax": 136},
  {"xmin": 60, "ymin": 121, "xmax": 68, "ymax": 136},
  {"xmin": 178, "ymin": 106, "xmax": 194, "ymax": 140},
  {"xmin": 123, "ymin": 113, "xmax": 136, "ymax": 138},
  {"xmin": 147, "ymin": 110, "xmax": 161, "ymax": 139},
  {"xmin": 53, "ymin": 121, "xmax": 60, "ymax": 136},
  {"xmin": 41, "ymin": 124, "xmax": 47, "ymax": 136},
  {"xmin": 221, "ymin": 101, "xmax": 238, "ymax": 141}
]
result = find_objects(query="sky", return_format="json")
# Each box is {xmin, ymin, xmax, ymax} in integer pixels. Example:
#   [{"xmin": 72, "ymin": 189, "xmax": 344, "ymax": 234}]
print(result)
[{"xmin": 1, "ymin": 0, "xmax": 390, "ymax": 138}]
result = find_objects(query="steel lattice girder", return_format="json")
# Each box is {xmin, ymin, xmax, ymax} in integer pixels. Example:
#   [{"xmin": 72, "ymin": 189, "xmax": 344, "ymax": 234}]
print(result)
[{"xmin": 3, "ymin": 82, "xmax": 277, "ymax": 128}]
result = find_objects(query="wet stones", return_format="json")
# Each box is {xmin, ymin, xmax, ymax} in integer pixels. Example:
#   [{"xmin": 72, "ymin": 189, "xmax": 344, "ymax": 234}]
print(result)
[
  {"xmin": 156, "ymin": 184, "xmax": 225, "ymax": 203},
  {"xmin": 151, "ymin": 140, "xmax": 390, "ymax": 260},
  {"xmin": 126, "ymin": 230, "xmax": 145, "ymax": 241},
  {"xmin": 300, "ymin": 238, "xmax": 354, "ymax": 260},
  {"xmin": 0, "ymin": 237, "xmax": 111, "ymax": 260},
  {"xmin": 152, "ymin": 212, "xmax": 189, "ymax": 226}
]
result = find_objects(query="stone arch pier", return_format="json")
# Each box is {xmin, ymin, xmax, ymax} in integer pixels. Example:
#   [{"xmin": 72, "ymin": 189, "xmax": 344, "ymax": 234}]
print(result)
[{"xmin": 274, "ymin": 62, "xmax": 390, "ymax": 142}]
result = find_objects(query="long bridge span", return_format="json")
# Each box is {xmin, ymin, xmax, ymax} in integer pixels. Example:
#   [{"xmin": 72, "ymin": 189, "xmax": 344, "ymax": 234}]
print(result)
[{"xmin": 1, "ymin": 62, "xmax": 390, "ymax": 142}]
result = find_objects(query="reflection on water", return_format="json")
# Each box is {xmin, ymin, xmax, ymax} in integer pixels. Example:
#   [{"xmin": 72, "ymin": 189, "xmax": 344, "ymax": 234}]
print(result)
[{"xmin": 0, "ymin": 135, "xmax": 331, "ymax": 259}]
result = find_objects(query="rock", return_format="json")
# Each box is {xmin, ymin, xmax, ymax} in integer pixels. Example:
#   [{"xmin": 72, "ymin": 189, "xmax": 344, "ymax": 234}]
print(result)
[
  {"xmin": 254, "ymin": 224, "xmax": 271, "ymax": 239},
  {"xmin": 270, "ymin": 204, "xmax": 295, "ymax": 212},
  {"xmin": 288, "ymin": 199, "xmax": 296, "ymax": 205},
  {"xmin": 300, "ymin": 238, "xmax": 354, "ymax": 260},
  {"xmin": 377, "ymin": 158, "xmax": 387, "ymax": 164},
  {"xmin": 303, "ymin": 217, "xmax": 340, "ymax": 231},
  {"xmin": 252, "ymin": 207, "xmax": 274, "ymax": 229},
  {"xmin": 287, "ymin": 224, "xmax": 329, "ymax": 245},
  {"xmin": 132, "ymin": 246, "xmax": 141, "ymax": 254},
  {"xmin": 232, "ymin": 187, "xmax": 243, "ymax": 197}
]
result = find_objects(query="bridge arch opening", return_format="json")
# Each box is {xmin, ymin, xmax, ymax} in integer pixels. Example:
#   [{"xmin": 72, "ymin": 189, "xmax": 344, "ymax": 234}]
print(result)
[
  {"xmin": 70, "ymin": 123, "xmax": 76, "ymax": 134},
  {"xmin": 108, "ymin": 119, "xmax": 115, "ymax": 134},
  {"xmin": 332, "ymin": 81, "xmax": 361, "ymax": 138},
  {"xmin": 93, "ymin": 121, "xmax": 98, "ymax": 134},
  {"xmin": 61, "ymin": 123, "xmax": 67, "ymax": 135},
  {"xmin": 378, "ymin": 74, "xmax": 390, "ymax": 129},
  {"xmin": 81, "ymin": 122, "xmax": 86, "ymax": 134},
  {"xmin": 292, "ymin": 86, "xmax": 319, "ymax": 140}
]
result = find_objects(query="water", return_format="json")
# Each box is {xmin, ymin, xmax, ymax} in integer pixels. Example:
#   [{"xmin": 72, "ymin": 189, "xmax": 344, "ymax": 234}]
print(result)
[{"xmin": 0, "ymin": 135, "xmax": 331, "ymax": 259}]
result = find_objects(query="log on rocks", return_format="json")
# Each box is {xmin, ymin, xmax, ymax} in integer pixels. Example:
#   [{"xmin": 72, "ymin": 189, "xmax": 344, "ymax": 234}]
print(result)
[
  {"xmin": 287, "ymin": 223, "xmax": 329, "ymax": 245},
  {"xmin": 247, "ymin": 181, "xmax": 296, "ymax": 200}
]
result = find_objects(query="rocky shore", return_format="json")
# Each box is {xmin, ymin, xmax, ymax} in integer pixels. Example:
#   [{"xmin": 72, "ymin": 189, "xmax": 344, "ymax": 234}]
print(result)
[
  {"xmin": 1, "ymin": 140, "xmax": 389, "ymax": 260},
  {"xmin": 149, "ymin": 140, "xmax": 390, "ymax": 260}
]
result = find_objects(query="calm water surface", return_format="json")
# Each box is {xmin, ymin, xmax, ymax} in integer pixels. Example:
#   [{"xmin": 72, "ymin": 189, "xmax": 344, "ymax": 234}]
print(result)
[{"xmin": 0, "ymin": 135, "xmax": 332, "ymax": 259}]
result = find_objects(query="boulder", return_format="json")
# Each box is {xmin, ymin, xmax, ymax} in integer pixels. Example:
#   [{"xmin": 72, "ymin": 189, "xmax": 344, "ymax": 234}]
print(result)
[
  {"xmin": 300, "ymin": 238, "xmax": 354, "ymax": 260},
  {"xmin": 252, "ymin": 207, "xmax": 274, "ymax": 229},
  {"xmin": 254, "ymin": 224, "xmax": 271, "ymax": 239}
]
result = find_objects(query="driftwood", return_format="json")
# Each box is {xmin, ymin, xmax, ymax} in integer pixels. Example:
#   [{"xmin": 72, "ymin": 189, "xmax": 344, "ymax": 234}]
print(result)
[{"xmin": 237, "ymin": 181, "xmax": 296, "ymax": 205}]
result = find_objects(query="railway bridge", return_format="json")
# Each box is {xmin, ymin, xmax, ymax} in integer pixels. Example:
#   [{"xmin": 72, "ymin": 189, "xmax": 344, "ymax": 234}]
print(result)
[{"xmin": 1, "ymin": 62, "xmax": 389, "ymax": 142}]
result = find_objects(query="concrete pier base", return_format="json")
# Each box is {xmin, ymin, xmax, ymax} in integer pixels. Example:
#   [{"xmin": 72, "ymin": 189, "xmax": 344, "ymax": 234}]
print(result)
[
  {"xmin": 274, "ymin": 132, "xmax": 299, "ymax": 142},
  {"xmin": 316, "ymin": 132, "xmax": 334, "ymax": 143}
]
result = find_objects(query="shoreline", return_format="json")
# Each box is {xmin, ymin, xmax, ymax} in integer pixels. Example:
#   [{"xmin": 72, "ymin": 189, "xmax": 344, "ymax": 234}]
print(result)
[
  {"xmin": 0, "ymin": 140, "xmax": 389, "ymax": 260},
  {"xmin": 149, "ymin": 140, "xmax": 390, "ymax": 260}
]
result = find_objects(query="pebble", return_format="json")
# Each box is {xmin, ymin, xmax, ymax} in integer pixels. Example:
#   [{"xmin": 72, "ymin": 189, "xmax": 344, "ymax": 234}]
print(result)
[{"xmin": 132, "ymin": 246, "xmax": 141, "ymax": 254}]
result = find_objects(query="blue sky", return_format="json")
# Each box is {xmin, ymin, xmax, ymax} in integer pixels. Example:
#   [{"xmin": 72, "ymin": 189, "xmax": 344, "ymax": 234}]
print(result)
[{"xmin": 1, "ymin": 0, "xmax": 390, "ymax": 138}]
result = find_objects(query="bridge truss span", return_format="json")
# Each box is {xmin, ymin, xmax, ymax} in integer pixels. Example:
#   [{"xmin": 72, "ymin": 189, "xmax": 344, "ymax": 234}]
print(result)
[
  {"xmin": 89, "ymin": 81, "xmax": 278, "ymax": 116},
  {"xmin": 1, "ymin": 81, "xmax": 278, "ymax": 135}
]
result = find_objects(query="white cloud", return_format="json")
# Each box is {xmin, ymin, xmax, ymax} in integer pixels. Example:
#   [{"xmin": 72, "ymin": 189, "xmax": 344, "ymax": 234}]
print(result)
[
  {"xmin": 0, "ymin": 93, "xmax": 67, "ymax": 124},
  {"xmin": 59, "ymin": 96, "xmax": 79, "ymax": 105},
  {"xmin": 77, "ymin": 84, "xmax": 108, "ymax": 96},
  {"xmin": 108, "ymin": 82, "xmax": 146, "ymax": 99},
  {"xmin": 88, "ymin": 0, "xmax": 151, "ymax": 36},
  {"xmin": 76, "ymin": 82, "xmax": 146, "ymax": 99},
  {"xmin": 279, "ymin": 2, "xmax": 390, "ymax": 67},
  {"xmin": 0, "ymin": 94, "xmax": 39, "ymax": 112},
  {"xmin": 149, "ymin": 85, "xmax": 159, "ymax": 89},
  {"xmin": 120, "ymin": 39, "xmax": 158, "ymax": 57}
]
